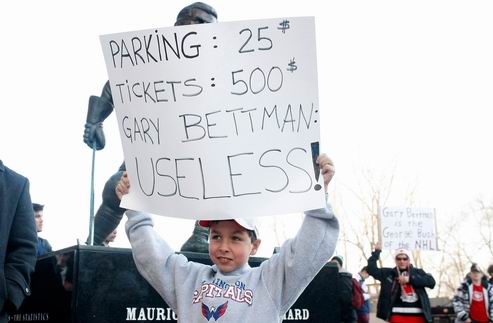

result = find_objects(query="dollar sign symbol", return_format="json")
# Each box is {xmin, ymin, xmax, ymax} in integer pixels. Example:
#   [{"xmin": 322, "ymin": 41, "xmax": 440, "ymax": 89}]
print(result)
[
  {"xmin": 287, "ymin": 58, "xmax": 297, "ymax": 73},
  {"xmin": 278, "ymin": 20, "xmax": 290, "ymax": 33}
]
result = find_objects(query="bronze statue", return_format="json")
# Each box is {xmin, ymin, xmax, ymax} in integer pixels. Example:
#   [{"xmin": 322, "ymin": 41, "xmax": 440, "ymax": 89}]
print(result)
[{"xmin": 83, "ymin": 2, "xmax": 217, "ymax": 252}]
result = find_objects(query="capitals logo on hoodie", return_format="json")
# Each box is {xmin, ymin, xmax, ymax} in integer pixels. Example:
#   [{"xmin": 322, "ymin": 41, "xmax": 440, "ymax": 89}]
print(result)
[{"xmin": 201, "ymin": 302, "xmax": 228, "ymax": 321}]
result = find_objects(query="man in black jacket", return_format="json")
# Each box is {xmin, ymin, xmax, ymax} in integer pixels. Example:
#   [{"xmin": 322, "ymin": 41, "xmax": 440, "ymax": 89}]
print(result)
[
  {"xmin": 0, "ymin": 161, "xmax": 37, "ymax": 323},
  {"xmin": 367, "ymin": 242, "xmax": 435, "ymax": 323}
]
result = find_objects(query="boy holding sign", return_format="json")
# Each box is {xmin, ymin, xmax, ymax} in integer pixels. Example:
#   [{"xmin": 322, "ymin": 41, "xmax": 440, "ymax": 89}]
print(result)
[{"xmin": 117, "ymin": 153, "xmax": 339, "ymax": 322}]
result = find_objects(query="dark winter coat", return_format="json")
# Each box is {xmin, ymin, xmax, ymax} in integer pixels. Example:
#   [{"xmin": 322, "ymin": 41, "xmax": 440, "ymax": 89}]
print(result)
[
  {"xmin": 0, "ymin": 161, "xmax": 37, "ymax": 323},
  {"xmin": 337, "ymin": 271, "xmax": 357, "ymax": 323},
  {"xmin": 367, "ymin": 249, "xmax": 436, "ymax": 323}
]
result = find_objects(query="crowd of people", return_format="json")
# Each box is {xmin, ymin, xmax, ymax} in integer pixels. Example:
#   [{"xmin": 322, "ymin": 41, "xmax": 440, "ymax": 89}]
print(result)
[
  {"xmin": 2, "ymin": 162, "xmax": 493, "ymax": 323},
  {"xmin": 328, "ymin": 244, "xmax": 493, "ymax": 323}
]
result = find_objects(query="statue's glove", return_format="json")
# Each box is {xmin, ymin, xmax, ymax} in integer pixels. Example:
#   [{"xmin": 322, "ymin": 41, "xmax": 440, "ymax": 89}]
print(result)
[
  {"xmin": 83, "ymin": 121, "xmax": 105, "ymax": 150},
  {"xmin": 84, "ymin": 93, "xmax": 113, "ymax": 150}
]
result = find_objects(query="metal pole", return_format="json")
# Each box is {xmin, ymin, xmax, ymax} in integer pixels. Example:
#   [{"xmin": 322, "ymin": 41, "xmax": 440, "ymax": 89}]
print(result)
[{"xmin": 88, "ymin": 143, "xmax": 96, "ymax": 245}]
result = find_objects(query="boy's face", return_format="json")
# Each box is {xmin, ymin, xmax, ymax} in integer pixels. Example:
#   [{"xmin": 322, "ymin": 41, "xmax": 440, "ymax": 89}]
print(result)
[{"xmin": 208, "ymin": 220, "xmax": 261, "ymax": 273}]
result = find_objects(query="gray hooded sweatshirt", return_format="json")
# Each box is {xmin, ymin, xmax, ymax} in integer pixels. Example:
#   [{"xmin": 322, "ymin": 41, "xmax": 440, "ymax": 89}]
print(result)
[{"xmin": 125, "ymin": 202, "xmax": 339, "ymax": 322}]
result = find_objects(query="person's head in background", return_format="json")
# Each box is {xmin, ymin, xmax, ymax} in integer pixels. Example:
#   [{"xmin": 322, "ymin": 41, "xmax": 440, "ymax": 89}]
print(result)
[
  {"xmin": 487, "ymin": 264, "xmax": 493, "ymax": 278},
  {"xmin": 359, "ymin": 266, "xmax": 369, "ymax": 279},
  {"xmin": 394, "ymin": 248, "xmax": 411, "ymax": 271},
  {"xmin": 33, "ymin": 203, "xmax": 44, "ymax": 233},
  {"xmin": 470, "ymin": 263, "xmax": 485, "ymax": 284},
  {"xmin": 174, "ymin": 2, "xmax": 218, "ymax": 26},
  {"xmin": 330, "ymin": 255, "xmax": 344, "ymax": 271}
]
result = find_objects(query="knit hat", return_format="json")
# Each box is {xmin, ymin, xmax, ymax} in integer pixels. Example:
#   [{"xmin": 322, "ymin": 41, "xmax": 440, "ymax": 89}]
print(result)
[
  {"xmin": 394, "ymin": 248, "xmax": 412, "ymax": 260},
  {"xmin": 199, "ymin": 218, "xmax": 259, "ymax": 239},
  {"xmin": 330, "ymin": 255, "xmax": 344, "ymax": 267}
]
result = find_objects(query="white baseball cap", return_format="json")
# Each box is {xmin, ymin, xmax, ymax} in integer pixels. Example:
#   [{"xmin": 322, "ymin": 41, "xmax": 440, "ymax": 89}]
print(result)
[
  {"xmin": 199, "ymin": 218, "xmax": 259, "ymax": 239},
  {"xmin": 394, "ymin": 248, "xmax": 412, "ymax": 260}
]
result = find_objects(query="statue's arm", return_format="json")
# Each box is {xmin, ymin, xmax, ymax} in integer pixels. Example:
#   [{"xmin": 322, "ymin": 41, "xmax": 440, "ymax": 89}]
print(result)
[{"xmin": 83, "ymin": 81, "xmax": 114, "ymax": 150}]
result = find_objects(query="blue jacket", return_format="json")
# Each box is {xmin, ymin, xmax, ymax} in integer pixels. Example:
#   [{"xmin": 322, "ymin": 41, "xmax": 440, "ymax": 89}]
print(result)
[
  {"xmin": 36, "ymin": 237, "xmax": 52, "ymax": 257},
  {"xmin": 0, "ymin": 161, "xmax": 37, "ymax": 323}
]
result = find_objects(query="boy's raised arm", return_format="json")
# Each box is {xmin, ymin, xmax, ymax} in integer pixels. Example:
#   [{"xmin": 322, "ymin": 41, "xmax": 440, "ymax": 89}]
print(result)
[
  {"xmin": 260, "ymin": 153, "xmax": 340, "ymax": 314},
  {"xmin": 118, "ymin": 171, "xmax": 188, "ymax": 310}
]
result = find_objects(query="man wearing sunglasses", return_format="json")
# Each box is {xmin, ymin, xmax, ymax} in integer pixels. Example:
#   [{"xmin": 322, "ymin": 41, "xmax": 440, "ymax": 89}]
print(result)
[{"xmin": 367, "ymin": 242, "xmax": 435, "ymax": 323}]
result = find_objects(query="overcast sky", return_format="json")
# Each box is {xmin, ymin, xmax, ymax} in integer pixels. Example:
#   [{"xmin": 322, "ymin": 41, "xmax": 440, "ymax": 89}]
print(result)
[{"xmin": 1, "ymin": 0, "xmax": 492, "ymax": 260}]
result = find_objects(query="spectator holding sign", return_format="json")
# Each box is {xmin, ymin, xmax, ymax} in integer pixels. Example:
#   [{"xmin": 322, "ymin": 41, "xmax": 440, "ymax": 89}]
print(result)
[
  {"xmin": 83, "ymin": 1, "xmax": 218, "ymax": 246},
  {"xmin": 118, "ymin": 153, "xmax": 338, "ymax": 322},
  {"xmin": 367, "ymin": 242, "xmax": 435, "ymax": 323},
  {"xmin": 453, "ymin": 263, "xmax": 493, "ymax": 323}
]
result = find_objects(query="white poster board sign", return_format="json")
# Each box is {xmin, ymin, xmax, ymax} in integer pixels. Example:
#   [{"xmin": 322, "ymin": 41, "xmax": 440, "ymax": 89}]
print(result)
[
  {"xmin": 100, "ymin": 17, "xmax": 323, "ymax": 219},
  {"xmin": 379, "ymin": 207, "xmax": 438, "ymax": 251}
]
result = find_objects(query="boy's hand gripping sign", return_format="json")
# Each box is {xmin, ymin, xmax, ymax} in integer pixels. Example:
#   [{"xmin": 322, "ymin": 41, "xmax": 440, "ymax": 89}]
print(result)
[{"xmin": 100, "ymin": 17, "xmax": 323, "ymax": 220}]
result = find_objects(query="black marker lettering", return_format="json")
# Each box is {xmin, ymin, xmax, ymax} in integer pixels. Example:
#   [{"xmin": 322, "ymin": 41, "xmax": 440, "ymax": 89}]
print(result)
[
  {"xmin": 259, "ymin": 149, "xmax": 289, "ymax": 193},
  {"xmin": 205, "ymin": 110, "xmax": 228, "ymax": 139},
  {"xmin": 286, "ymin": 148, "xmax": 312, "ymax": 193},
  {"xmin": 120, "ymin": 39, "xmax": 135, "ymax": 68},
  {"xmin": 175, "ymin": 158, "xmax": 199, "ymax": 200},
  {"xmin": 109, "ymin": 40, "xmax": 120, "ymax": 69},
  {"xmin": 262, "ymin": 105, "xmax": 280, "ymax": 130},
  {"xmin": 162, "ymin": 33, "xmax": 180, "ymax": 60},
  {"xmin": 135, "ymin": 157, "xmax": 155, "ymax": 196},
  {"xmin": 199, "ymin": 158, "xmax": 230, "ymax": 199},
  {"xmin": 179, "ymin": 114, "xmax": 206, "ymax": 142},
  {"xmin": 154, "ymin": 81, "xmax": 167, "ymax": 102},
  {"xmin": 156, "ymin": 158, "xmax": 177, "ymax": 197},
  {"xmin": 182, "ymin": 32, "xmax": 200, "ymax": 58},
  {"xmin": 281, "ymin": 104, "xmax": 295, "ymax": 132},
  {"xmin": 227, "ymin": 153, "xmax": 261, "ymax": 197},
  {"xmin": 144, "ymin": 34, "xmax": 158, "ymax": 63},
  {"xmin": 167, "ymin": 81, "xmax": 181, "ymax": 102},
  {"xmin": 131, "ymin": 37, "xmax": 145, "ymax": 65},
  {"xmin": 297, "ymin": 103, "xmax": 314, "ymax": 132},
  {"xmin": 122, "ymin": 116, "xmax": 132, "ymax": 143}
]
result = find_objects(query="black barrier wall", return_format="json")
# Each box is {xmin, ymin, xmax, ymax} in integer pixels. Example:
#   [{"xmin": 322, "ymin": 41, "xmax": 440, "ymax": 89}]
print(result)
[{"xmin": 9, "ymin": 245, "xmax": 339, "ymax": 323}]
